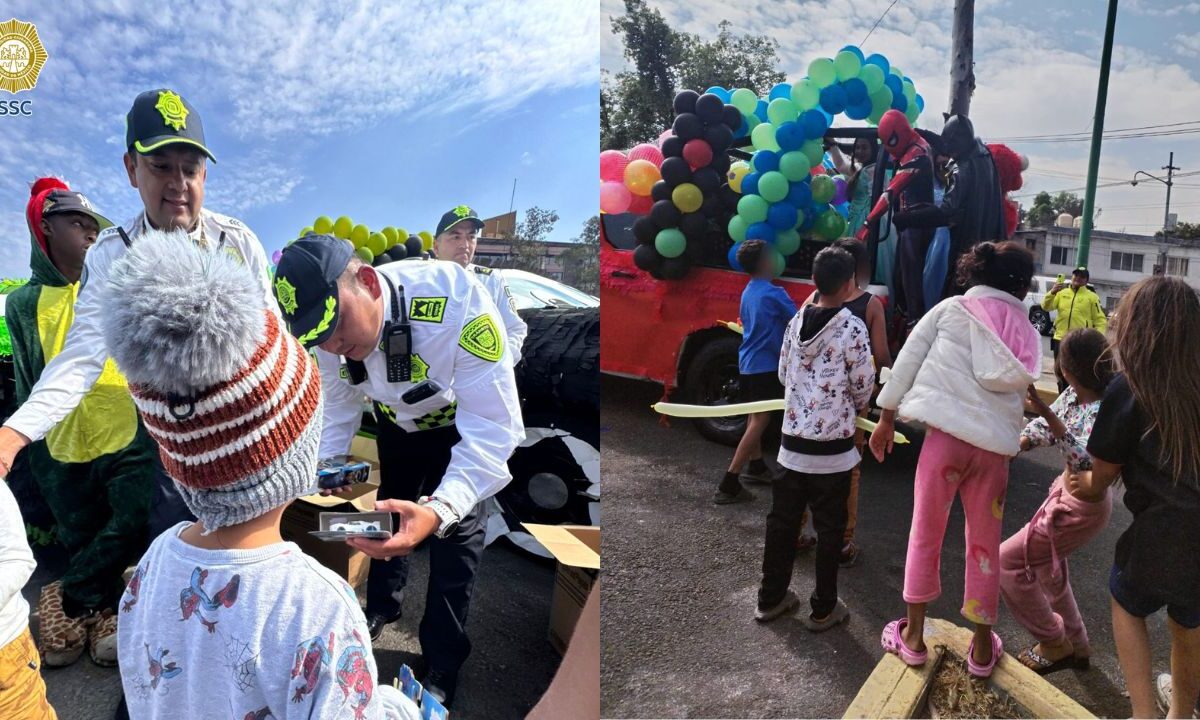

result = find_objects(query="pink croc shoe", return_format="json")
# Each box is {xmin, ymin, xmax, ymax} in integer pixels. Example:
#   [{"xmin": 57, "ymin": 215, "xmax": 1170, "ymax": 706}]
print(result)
[
  {"xmin": 881, "ymin": 619, "xmax": 928, "ymax": 666},
  {"xmin": 967, "ymin": 631, "xmax": 1004, "ymax": 678}
]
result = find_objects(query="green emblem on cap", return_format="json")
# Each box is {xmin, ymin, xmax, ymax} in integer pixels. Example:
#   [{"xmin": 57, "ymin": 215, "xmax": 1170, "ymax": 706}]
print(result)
[
  {"xmin": 459, "ymin": 314, "xmax": 503, "ymax": 362},
  {"xmin": 453, "ymin": 205, "xmax": 471, "ymax": 218},
  {"xmin": 275, "ymin": 276, "xmax": 298, "ymax": 314},
  {"xmin": 298, "ymin": 295, "xmax": 337, "ymax": 346},
  {"xmin": 155, "ymin": 90, "xmax": 189, "ymax": 131}
]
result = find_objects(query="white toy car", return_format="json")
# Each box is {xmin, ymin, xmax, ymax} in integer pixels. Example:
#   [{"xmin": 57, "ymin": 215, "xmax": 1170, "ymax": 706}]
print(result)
[{"xmin": 330, "ymin": 520, "xmax": 382, "ymax": 533}]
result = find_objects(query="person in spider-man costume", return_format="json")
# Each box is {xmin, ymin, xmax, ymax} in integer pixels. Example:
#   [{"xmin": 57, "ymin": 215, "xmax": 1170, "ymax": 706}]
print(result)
[{"xmin": 855, "ymin": 109, "xmax": 936, "ymax": 325}]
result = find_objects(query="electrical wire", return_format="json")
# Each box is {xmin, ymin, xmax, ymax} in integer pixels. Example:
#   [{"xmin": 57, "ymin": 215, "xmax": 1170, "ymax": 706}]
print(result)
[
  {"xmin": 994, "ymin": 119, "xmax": 1200, "ymax": 141},
  {"xmin": 861, "ymin": 0, "xmax": 901, "ymax": 47}
]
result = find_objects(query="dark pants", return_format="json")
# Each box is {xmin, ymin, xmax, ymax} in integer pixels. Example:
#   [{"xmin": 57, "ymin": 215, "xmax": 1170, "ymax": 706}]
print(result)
[
  {"xmin": 1050, "ymin": 338, "xmax": 1066, "ymax": 394},
  {"xmin": 759, "ymin": 468, "xmax": 852, "ymax": 617},
  {"xmin": 367, "ymin": 409, "xmax": 485, "ymax": 675},
  {"xmin": 894, "ymin": 227, "xmax": 934, "ymax": 323}
]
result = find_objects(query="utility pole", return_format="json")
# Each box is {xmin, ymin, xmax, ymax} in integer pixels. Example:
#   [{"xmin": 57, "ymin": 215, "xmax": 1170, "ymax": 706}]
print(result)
[
  {"xmin": 1130, "ymin": 154, "xmax": 1178, "ymax": 275},
  {"xmin": 1078, "ymin": 0, "xmax": 1119, "ymax": 268},
  {"xmin": 509, "ymin": 178, "xmax": 518, "ymax": 214},
  {"xmin": 948, "ymin": 0, "xmax": 976, "ymax": 117}
]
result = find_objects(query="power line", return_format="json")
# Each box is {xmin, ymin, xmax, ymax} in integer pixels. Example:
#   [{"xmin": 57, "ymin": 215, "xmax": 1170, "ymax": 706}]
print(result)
[
  {"xmin": 861, "ymin": 0, "xmax": 901, "ymax": 47},
  {"xmin": 995, "ymin": 119, "xmax": 1200, "ymax": 141},
  {"xmin": 996, "ymin": 128, "xmax": 1200, "ymax": 144}
]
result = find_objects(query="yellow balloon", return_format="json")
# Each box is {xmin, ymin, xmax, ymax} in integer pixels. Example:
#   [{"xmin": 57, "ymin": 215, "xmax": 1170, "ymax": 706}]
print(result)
[
  {"xmin": 313, "ymin": 216, "xmax": 334, "ymax": 234},
  {"xmin": 299, "ymin": 226, "xmax": 314, "ymax": 237},
  {"xmin": 333, "ymin": 216, "xmax": 353, "ymax": 239},
  {"xmin": 381, "ymin": 226, "xmax": 398, "ymax": 248},
  {"xmin": 396, "ymin": 227, "xmax": 410, "ymax": 243},
  {"xmin": 727, "ymin": 161, "xmax": 751, "ymax": 194},
  {"xmin": 367, "ymin": 232, "xmax": 387, "ymax": 256},
  {"xmin": 420, "ymin": 231, "xmax": 434, "ymax": 251},
  {"xmin": 623, "ymin": 159, "xmax": 661, "ymax": 196},
  {"xmin": 672, "ymin": 183, "xmax": 703, "ymax": 213},
  {"xmin": 350, "ymin": 224, "xmax": 370, "ymax": 248}
]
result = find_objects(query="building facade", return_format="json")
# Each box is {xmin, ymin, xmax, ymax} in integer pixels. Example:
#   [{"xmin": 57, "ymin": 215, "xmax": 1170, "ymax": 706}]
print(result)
[
  {"xmin": 1013, "ymin": 226, "xmax": 1200, "ymax": 312},
  {"xmin": 473, "ymin": 211, "xmax": 576, "ymax": 281}
]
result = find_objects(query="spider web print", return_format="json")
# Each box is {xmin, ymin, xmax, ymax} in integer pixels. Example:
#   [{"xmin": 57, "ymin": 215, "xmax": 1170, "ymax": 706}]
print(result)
[{"xmin": 224, "ymin": 635, "xmax": 260, "ymax": 694}]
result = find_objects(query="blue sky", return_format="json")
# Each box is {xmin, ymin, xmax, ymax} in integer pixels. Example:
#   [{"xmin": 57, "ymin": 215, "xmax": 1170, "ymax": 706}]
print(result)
[
  {"xmin": 0, "ymin": 0, "xmax": 598, "ymax": 279},
  {"xmin": 602, "ymin": 0, "xmax": 1200, "ymax": 236}
]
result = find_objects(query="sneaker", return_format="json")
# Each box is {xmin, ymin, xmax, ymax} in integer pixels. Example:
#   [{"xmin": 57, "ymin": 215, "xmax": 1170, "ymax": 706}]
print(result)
[
  {"xmin": 796, "ymin": 534, "xmax": 817, "ymax": 552},
  {"xmin": 88, "ymin": 609, "xmax": 119, "ymax": 667},
  {"xmin": 800, "ymin": 598, "xmax": 850, "ymax": 633},
  {"xmin": 1156, "ymin": 673, "xmax": 1171, "ymax": 716},
  {"xmin": 754, "ymin": 589, "xmax": 800, "ymax": 623},
  {"xmin": 840, "ymin": 541, "xmax": 861, "ymax": 568},
  {"xmin": 37, "ymin": 581, "xmax": 89, "ymax": 667},
  {"xmin": 712, "ymin": 487, "xmax": 754, "ymax": 505},
  {"xmin": 422, "ymin": 668, "xmax": 459, "ymax": 707}
]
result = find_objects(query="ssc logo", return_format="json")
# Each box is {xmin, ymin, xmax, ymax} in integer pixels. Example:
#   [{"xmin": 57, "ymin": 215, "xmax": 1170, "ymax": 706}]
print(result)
[{"xmin": 0, "ymin": 19, "xmax": 48, "ymax": 94}]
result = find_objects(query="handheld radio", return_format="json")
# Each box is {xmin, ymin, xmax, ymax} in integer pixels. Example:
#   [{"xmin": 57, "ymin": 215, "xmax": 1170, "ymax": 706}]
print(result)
[{"xmin": 379, "ymin": 273, "xmax": 412, "ymax": 383}]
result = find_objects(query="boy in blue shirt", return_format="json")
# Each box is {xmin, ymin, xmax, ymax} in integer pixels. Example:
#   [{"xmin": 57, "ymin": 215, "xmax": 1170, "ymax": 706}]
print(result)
[{"xmin": 714, "ymin": 240, "xmax": 797, "ymax": 504}]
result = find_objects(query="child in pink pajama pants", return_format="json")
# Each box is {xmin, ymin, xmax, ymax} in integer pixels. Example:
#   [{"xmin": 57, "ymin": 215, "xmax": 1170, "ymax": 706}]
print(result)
[
  {"xmin": 1000, "ymin": 329, "xmax": 1113, "ymax": 675},
  {"xmin": 872, "ymin": 242, "xmax": 1042, "ymax": 678}
]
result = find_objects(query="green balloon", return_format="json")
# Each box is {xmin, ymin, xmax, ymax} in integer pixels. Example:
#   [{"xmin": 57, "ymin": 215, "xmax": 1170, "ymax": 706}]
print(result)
[
  {"xmin": 767, "ymin": 98, "xmax": 798, "ymax": 126},
  {"xmin": 750, "ymin": 121, "xmax": 780, "ymax": 152},
  {"xmin": 776, "ymin": 228, "xmax": 801, "ymax": 255},
  {"xmin": 808, "ymin": 57, "xmax": 837, "ymax": 88},
  {"xmin": 655, "ymin": 228, "xmax": 687, "ymax": 258},
  {"xmin": 790, "ymin": 79, "xmax": 820, "ymax": 111},
  {"xmin": 891, "ymin": 66, "xmax": 904, "ymax": 79},
  {"xmin": 802, "ymin": 139, "xmax": 824, "ymax": 167},
  {"xmin": 737, "ymin": 194, "xmax": 769, "ymax": 224},
  {"xmin": 869, "ymin": 106, "xmax": 886, "ymax": 125},
  {"xmin": 869, "ymin": 87, "xmax": 894, "ymax": 116},
  {"xmin": 355, "ymin": 246, "xmax": 375, "ymax": 263},
  {"xmin": 834, "ymin": 50, "xmax": 862, "ymax": 81},
  {"xmin": 779, "ymin": 151, "xmax": 812, "ymax": 182},
  {"xmin": 811, "ymin": 175, "xmax": 836, "ymax": 205},
  {"xmin": 728, "ymin": 214, "xmax": 749, "ymax": 242},
  {"xmin": 367, "ymin": 231, "xmax": 387, "ymax": 256},
  {"xmin": 745, "ymin": 113, "xmax": 761, "ymax": 133},
  {"xmin": 731, "ymin": 88, "xmax": 758, "ymax": 115},
  {"xmin": 815, "ymin": 209, "xmax": 847, "ymax": 241},
  {"xmin": 859, "ymin": 64, "xmax": 885, "ymax": 94},
  {"xmin": 313, "ymin": 216, "xmax": 334, "ymax": 234},
  {"xmin": 758, "ymin": 171, "xmax": 789, "ymax": 203},
  {"xmin": 771, "ymin": 248, "xmax": 786, "ymax": 277},
  {"xmin": 907, "ymin": 105, "xmax": 920, "ymax": 127},
  {"xmin": 299, "ymin": 225, "xmax": 314, "ymax": 237}
]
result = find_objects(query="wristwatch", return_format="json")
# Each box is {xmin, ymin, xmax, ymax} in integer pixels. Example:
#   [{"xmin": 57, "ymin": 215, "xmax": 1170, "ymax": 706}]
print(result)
[{"xmin": 418, "ymin": 496, "xmax": 460, "ymax": 539}]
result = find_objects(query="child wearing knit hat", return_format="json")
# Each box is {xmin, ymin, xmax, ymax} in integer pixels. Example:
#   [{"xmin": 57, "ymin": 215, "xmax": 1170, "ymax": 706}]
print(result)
[{"xmin": 107, "ymin": 229, "xmax": 417, "ymax": 719}]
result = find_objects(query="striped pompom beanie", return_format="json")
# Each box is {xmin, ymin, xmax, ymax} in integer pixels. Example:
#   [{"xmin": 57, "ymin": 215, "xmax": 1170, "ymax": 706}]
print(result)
[{"xmin": 101, "ymin": 228, "xmax": 323, "ymax": 532}]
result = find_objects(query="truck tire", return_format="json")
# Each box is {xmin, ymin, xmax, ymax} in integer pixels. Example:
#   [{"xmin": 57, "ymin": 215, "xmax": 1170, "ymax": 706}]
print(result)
[
  {"xmin": 681, "ymin": 335, "xmax": 748, "ymax": 447},
  {"xmin": 516, "ymin": 307, "xmax": 599, "ymax": 416}
]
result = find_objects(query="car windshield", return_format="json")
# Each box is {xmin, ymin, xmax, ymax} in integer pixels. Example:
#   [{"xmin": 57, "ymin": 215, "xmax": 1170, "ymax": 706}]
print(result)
[{"xmin": 503, "ymin": 273, "xmax": 599, "ymax": 310}]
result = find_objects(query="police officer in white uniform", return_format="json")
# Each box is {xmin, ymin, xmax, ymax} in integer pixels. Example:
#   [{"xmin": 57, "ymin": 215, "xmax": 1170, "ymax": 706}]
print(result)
[
  {"xmin": 273, "ymin": 234, "xmax": 523, "ymax": 707},
  {"xmin": 431, "ymin": 205, "xmax": 527, "ymax": 362},
  {"xmin": 0, "ymin": 89, "xmax": 276, "ymax": 536}
]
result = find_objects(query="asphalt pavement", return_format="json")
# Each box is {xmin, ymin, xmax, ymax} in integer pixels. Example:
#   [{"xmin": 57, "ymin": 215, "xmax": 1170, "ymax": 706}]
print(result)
[
  {"xmin": 600, "ymin": 372, "xmax": 1172, "ymax": 719},
  {"xmin": 26, "ymin": 537, "xmax": 561, "ymax": 720}
]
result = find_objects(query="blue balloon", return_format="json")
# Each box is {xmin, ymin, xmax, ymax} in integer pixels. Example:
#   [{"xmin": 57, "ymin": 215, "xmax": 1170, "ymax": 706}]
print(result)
[
  {"xmin": 767, "ymin": 202, "xmax": 799, "ymax": 230},
  {"xmin": 754, "ymin": 99, "xmax": 770, "ymax": 123},
  {"xmin": 834, "ymin": 202, "xmax": 850, "ymax": 219},
  {"xmin": 768, "ymin": 83, "xmax": 792, "ymax": 101},
  {"xmin": 728, "ymin": 242, "xmax": 744, "ymax": 271},
  {"xmin": 734, "ymin": 115, "xmax": 749, "ymax": 139},
  {"xmin": 787, "ymin": 181, "xmax": 813, "ymax": 208},
  {"xmin": 916, "ymin": 94, "xmax": 925, "ymax": 112},
  {"xmin": 842, "ymin": 78, "xmax": 868, "ymax": 105},
  {"xmin": 864, "ymin": 53, "xmax": 890, "ymax": 75},
  {"xmin": 747, "ymin": 222, "xmax": 776, "ymax": 242},
  {"xmin": 840, "ymin": 45, "xmax": 866, "ymax": 62},
  {"xmin": 892, "ymin": 93, "xmax": 908, "ymax": 113},
  {"xmin": 706, "ymin": 86, "xmax": 731, "ymax": 103},
  {"xmin": 741, "ymin": 172, "xmax": 760, "ymax": 196},
  {"xmin": 884, "ymin": 74, "xmax": 904, "ymax": 97},
  {"xmin": 820, "ymin": 108, "xmax": 835, "ymax": 124},
  {"xmin": 798, "ymin": 210, "xmax": 816, "ymax": 232},
  {"xmin": 775, "ymin": 121, "xmax": 805, "ymax": 151},
  {"xmin": 845, "ymin": 99, "xmax": 872, "ymax": 121},
  {"xmin": 819, "ymin": 84, "xmax": 848, "ymax": 114},
  {"xmin": 752, "ymin": 149, "xmax": 780, "ymax": 173},
  {"xmin": 801, "ymin": 109, "xmax": 829, "ymax": 140}
]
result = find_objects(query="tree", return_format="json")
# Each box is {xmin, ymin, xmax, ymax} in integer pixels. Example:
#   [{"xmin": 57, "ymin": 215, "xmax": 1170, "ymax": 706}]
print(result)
[
  {"xmin": 1156, "ymin": 221, "xmax": 1200, "ymax": 240},
  {"xmin": 1024, "ymin": 191, "xmax": 1089, "ymax": 228},
  {"xmin": 560, "ymin": 216, "xmax": 599, "ymax": 294},
  {"xmin": 494, "ymin": 206, "xmax": 559, "ymax": 274},
  {"xmin": 601, "ymin": 3, "xmax": 785, "ymax": 150}
]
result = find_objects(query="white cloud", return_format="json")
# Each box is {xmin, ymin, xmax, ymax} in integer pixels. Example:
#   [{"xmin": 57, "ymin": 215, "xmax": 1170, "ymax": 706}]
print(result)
[
  {"xmin": 520, "ymin": 151, "xmax": 535, "ymax": 166},
  {"xmin": 1127, "ymin": 0, "xmax": 1200, "ymax": 16},
  {"xmin": 1178, "ymin": 32, "xmax": 1200, "ymax": 57}
]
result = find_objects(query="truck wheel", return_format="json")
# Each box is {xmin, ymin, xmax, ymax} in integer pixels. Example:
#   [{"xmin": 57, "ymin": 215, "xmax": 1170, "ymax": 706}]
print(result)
[
  {"xmin": 516, "ymin": 307, "xmax": 599, "ymax": 415},
  {"xmin": 682, "ymin": 335, "xmax": 747, "ymax": 447},
  {"xmin": 1030, "ymin": 307, "xmax": 1052, "ymax": 337}
]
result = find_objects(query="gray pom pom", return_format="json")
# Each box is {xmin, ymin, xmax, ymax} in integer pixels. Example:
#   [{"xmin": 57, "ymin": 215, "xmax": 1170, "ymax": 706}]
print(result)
[{"xmin": 102, "ymin": 228, "xmax": 266, "ymax": 395}]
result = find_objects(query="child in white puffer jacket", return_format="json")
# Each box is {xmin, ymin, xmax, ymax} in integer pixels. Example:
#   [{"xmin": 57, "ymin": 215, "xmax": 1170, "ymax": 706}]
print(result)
[{"xmin": 871, "ymin": 241, "xmax": 1042, "ymax": 679}]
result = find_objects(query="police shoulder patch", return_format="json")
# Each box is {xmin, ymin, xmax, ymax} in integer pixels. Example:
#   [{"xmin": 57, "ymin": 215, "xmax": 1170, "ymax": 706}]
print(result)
[
  {"xmin": 409, "ymin": 296, "xmax": 447, "ymax": 323},
  {"xmin": 459, "ymin": 314, "xmax": 504, "ymax": 362},
  {"xmin": 472, "ymin": 265, "xmax": 493, "ymax": 276}
]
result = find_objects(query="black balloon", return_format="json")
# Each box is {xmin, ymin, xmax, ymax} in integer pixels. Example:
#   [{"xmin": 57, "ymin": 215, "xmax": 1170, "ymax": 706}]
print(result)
[
  {"xmin": 673, "ymin": 90, "xmax": 699, "ymax": 116},
  {"xmin": 702, "ymin": 195, "xmax": 725, "ymax": 218},
  {"xmin": 632, "ymin": 215, "xmax": 658, "ymax": 245},
  {"xmin": 387, "ymin": 245, "xmax": 408, "ymax": 261},
  {"xmin": 695, "ymin": 92, "xmax": 725, "ymax": 124},
  {"xmin": 650, "ymin": 199, "xmax": 682, "ymax": 228},
  {"xmin": 660, "ymin": 156, "xmax": 692, "ymax": 186},
  {"xmin": 373, "ymin": 253, "xmax": 388, "ymax": 267},
  {"xmin": 693, "ymin": 167, "xmax": 722, "ymax": 193},
  {"xmin": 660, "ymin": 135, "xmax": 685, "ymax": 158},
  {"xmin": 720, "ymin": 184, "xmax": 740, "ymax": 209},
  {"xmin": 633, "ymin": 243, "xmax": 663, "ymax": 273},
  {"xmin": 404, "ymin": 238, "xmax": 423, "ymax": 258},
  {"xmin": 661, "ymin": 255, "xmax": 691, "ymax": 280},
  {"xmin": 672, "ymin": 112, "xmax": 704, "ymax": 141},
  {"xmin": 651, "ymin": 180, "xmax": 672, "ymax": 203},
  {"xmin": 710, "ymin": 153, "xmax": 731, "ymax": 175},
  {"xmin": 704, "ymin": 123, "xmax": 734, "ymax": 152},
  {"xmin": 722, "ymin": 104, "xmax": 744, "ymax": 130},
  {"xmin": 679, "ymin": 211, "xmax": 708, "ymax": 240}
]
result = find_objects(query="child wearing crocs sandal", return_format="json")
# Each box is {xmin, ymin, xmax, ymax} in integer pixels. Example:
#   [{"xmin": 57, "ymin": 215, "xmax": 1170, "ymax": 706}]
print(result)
[{"xmin": 871, "ymin": 242, "xmax": 1041, "ymax": 678}]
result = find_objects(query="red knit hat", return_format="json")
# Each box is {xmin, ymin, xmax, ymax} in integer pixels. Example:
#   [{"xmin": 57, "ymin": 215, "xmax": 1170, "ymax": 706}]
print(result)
[{"xmin": 26, "ymin": 177, "xmax": 69, "ymax": 252}]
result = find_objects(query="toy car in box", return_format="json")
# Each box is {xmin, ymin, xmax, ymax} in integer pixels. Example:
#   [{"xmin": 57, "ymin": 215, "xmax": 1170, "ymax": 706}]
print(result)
[
  {"xmin": 309, "ymin": 511, "xmax": 393, "ymax": 541},
  {"xmin": 316, "ymin": 455, "xmax": 373, "ymax": 490}
]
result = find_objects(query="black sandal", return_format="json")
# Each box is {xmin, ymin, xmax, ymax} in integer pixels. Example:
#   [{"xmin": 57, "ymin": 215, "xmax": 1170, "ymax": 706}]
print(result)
[{"xmin": 1018, "ymin": 646, "xmax": 1089, "ymax": 676}]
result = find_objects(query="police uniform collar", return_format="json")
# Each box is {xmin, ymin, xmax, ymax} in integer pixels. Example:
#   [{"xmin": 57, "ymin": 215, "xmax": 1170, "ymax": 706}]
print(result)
[{"xmin": 138, "ymin": 209, "xmax": 207, "ymax": 246}]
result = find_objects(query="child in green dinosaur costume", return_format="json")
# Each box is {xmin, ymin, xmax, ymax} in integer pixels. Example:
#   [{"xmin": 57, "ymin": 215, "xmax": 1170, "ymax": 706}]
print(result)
[{"xmin": 6, "ymin": 178, "xmax": 157, "ymax": 668}]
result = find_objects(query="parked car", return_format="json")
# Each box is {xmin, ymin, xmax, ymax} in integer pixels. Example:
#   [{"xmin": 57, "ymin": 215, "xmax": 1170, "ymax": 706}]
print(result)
[
  {"xmin": 1025, "ymin": 275, "xmax": 1058, "ymax": 337},
  {"xmin": 499, "ymin": 268, "xmax": 598, "ymax": 310}
]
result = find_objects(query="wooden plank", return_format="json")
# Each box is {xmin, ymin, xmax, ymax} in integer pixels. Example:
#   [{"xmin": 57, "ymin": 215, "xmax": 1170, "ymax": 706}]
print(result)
[{"xmin": 844, "ymin": 634, "xmax": 943, "ymax": 718}]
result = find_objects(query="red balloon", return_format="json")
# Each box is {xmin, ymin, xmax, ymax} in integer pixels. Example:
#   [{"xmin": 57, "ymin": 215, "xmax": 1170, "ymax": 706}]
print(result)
[
  {"xmin": 627, "ymin": 193, "xmax": 653, "ymax": 215},
  {"xmin": 600, "ymin": 150, "xmax": 629, "ymax": 182},
  {"xmin": 682, "ymin": 139, "xmax": 713, "ymax": 170},
  {"xmin": 629, "ymin": 143, "xmax": 664, "ymax": 167},
  {"xmin": 810, "ymin": 165, "xmax": 826, "ymax": 177}
]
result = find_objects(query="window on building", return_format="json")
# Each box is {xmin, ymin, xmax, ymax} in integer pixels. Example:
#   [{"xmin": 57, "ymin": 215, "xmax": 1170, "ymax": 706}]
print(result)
[
  {"xmin": 1166, "ymin": 256, "xmax": 1190, "ymax": 277},
  {"xmin": 1050, "ymin": 245, "xmax": 1075, "ymax": 266},
  {"xmin": 1105, "ymin": 295, "xmax": 1122, "ymax": 312},
  {"xmin": 1110, "ymin": 252, "xmax": 1145, "ymax": 273}
]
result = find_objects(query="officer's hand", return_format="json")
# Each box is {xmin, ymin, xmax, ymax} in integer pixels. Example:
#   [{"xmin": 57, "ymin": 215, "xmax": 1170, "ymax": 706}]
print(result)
[
  {"xmin": 1051, "ymin": 282, "xmax": 1066, "ymax": 294},
  {"xmin": 345, "ymin": 499, "xmax": 439, "ymax": 560},
  {"xmin": 0, "ymin": 427, "xmax": 30, "ymax": 479},
  {"xmin": 317, "ymin": 483, "xmax": 358, "ymax": 497}
]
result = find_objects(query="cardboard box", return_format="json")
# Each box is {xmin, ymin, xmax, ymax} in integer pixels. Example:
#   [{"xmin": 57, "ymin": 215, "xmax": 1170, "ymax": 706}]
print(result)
[
  {"xmin": 281, "ymin": 452, "xmax": 381, "ymax": 589},
  {"xmin": 523, "ymin": 524, "xmax": 600, "ymax": 655}
]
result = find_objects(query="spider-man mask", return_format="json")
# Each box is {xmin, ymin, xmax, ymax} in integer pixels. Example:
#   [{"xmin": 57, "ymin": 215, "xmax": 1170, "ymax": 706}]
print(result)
[{"xmin": 877, "ymin": 109, "xmax": 918, "ymax": 160}]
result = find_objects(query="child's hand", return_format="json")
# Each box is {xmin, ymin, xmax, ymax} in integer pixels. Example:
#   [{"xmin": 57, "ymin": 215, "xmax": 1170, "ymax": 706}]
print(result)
[
  {"xmin": 869, "ymin": 417, "xmax": 894, "ymax": 462},
  {"xmin": 1065, "ymin": 470, "xmax": 1097, "ymax": 500}
]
